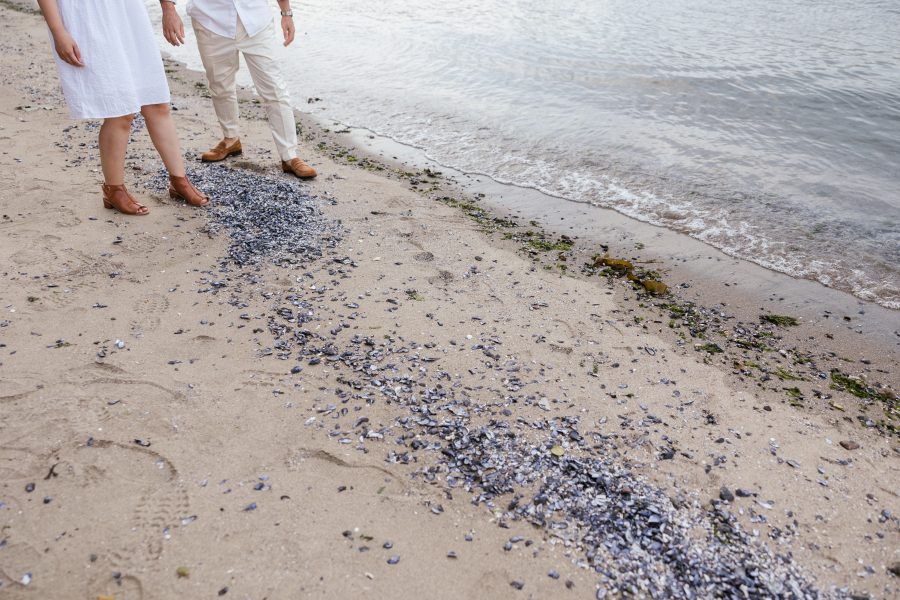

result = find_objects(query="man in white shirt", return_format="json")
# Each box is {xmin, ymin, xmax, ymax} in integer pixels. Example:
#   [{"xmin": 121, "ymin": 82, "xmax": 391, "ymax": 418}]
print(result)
[{"xmin": 159, "ymin": 0, "xmax": 316, "ymax": 178}]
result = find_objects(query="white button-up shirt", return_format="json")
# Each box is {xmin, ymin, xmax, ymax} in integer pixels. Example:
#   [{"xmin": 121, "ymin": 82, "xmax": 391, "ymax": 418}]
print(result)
[{"xmin": 187, "ymin": 0, "xmax": 275, "ymax": 39}]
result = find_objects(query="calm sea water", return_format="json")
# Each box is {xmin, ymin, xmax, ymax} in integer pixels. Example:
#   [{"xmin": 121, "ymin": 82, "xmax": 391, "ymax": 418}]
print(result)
[{"xmin": 150, "ymin": 0, "xmax": 900, "ymax": 308}]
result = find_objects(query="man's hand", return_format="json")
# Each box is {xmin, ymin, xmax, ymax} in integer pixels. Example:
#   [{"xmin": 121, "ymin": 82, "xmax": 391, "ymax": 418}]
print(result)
[
  {"xmin": 162, "ymin": 3, "xmax": 186, "ymax": 46},
  {"xmin": 52, "ymin": 30, "xmax": 84, "ymax": 67},
  {"xmin": 281, "ymin": 16, "xmax": 295, "ymax": 47}
]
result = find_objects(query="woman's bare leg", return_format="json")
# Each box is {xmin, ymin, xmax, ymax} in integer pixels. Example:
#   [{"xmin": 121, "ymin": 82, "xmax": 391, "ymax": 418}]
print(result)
[
  {"xmin": 98, "ymin": 114, "xmax": 134, "ymax": 185},
  {"xmin": 141, "ymin": 103, "xmax": 186, "ymax": 177}
]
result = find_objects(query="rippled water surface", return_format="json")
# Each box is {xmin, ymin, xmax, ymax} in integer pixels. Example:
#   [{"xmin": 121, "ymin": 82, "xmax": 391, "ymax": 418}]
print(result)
[{"xmin": 152, "ymin": 0, "xmax": 900, "ymax": 307}]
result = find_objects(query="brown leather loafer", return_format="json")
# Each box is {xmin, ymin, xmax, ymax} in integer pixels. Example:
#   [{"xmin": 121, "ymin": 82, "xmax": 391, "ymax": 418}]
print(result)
[
  {"xmin": 282, "ymin": 158, "xmax": 317, "ymax": 179},
  {"xmin": 201, "ymin": 138, "xmax": 242, "ymax": 162}
]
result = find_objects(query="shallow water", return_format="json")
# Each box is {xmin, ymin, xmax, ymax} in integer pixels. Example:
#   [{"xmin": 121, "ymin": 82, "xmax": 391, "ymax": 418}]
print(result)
[{"xmin": 150, "ymin": 0, "xmax": 900, "ymax": 308}]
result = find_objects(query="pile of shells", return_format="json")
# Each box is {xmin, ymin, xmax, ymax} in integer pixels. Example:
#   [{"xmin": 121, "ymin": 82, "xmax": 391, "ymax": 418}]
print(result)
[
  {"xmin": 264, "ymin": 301, "xmax": 825, "ymax": 598},
  {"xmin": 150, "ymin": 163, "xmax": 831, "ymax": 598},
  {"xmin": 145, "ymin": 164, "xmax": 340, "ymax": 267}
]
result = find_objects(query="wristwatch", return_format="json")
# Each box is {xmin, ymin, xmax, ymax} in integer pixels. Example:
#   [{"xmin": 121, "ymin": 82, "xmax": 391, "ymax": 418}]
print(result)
[{"xmin": 281, "ymin": 9, "xmax": 293, "ymax": 17}]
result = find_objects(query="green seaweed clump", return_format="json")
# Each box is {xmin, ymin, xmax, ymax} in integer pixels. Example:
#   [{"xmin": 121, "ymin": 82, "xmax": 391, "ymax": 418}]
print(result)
[
  {"xmin": 664, "ymin": 303, "xmax": 686, "ymax": 318},
  {"xmin": 774, "ymin": 367, "xmax": 801, "ymax": 381},
  {"xmin": 830, "ymin": 370, "xmax": 899, "ymax": 435},
  {"xmin": 785, "ymin": 387, "xmax": 804, "ymax": 406},
  {"xmin": 439, "ymin": 197, "xmax": 517, "ymax": 230},
  {"xmin": 527, "ymin": 235, "xmax": 574, "ymax": 252},
  {"xmin": 733, "ymin": 338, "xmax": 770, "ymax": 352},
  {"xmin": 831, "ymin": 370, "xmax": 885, "ymax": 401},
  {"xmin": 697, "ymin": 343, "xmax": 723, "ymax": 354},
  {"xmin": 761, "ymin": 314, "xmax": 799, "ymax": 327},
  {"xmin": 831, "ymin": 370, "xmax": 871, "ymax": 399}
]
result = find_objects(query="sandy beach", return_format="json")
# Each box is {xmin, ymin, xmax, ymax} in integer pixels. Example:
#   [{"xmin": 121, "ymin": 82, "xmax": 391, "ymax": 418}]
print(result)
[{"xmin": 0, "ymin": 3, "xmax": 898, "ymax": 599}]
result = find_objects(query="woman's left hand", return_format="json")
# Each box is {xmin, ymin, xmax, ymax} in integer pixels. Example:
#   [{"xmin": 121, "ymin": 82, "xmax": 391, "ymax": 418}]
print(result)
[{"xmin": 281, "ymin": 16, "xmax": 295, "ymax": 47}]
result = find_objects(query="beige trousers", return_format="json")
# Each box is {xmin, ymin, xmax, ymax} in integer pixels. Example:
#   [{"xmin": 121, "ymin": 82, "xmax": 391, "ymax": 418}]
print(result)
[{"xmin": 192, "ymin": 18, "xmax": 298, "ymax": 161}]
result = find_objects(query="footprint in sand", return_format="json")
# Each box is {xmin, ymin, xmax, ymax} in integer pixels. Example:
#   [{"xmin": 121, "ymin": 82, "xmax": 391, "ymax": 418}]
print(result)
[
  {"xmin": 240, "ymin": 369, "xmax": 289, "ymax": 389},
  {"xmin": 283, "ymin": 447, "xmax": 405, "ymax": 489},
  {"xmin": 23, "ymin": 279, "xmax": 99, "ymax": 313},
  {"xmin": 116, "ymin": 232, "xmax": 162, "ymax": 256},
  {"xmin": 0, "ymin": 371, "xmax": 45, "ymax": 403},
  {"xmin": 53, "ymin": 207, "xmax": 82, "ymax": 229},
  {"xmin": 0, "ymin": 387, "xmax": 73, "ymax": 482},
  {"xmin": 129, "ymin": 292, "xmax": 170, "ymax": 334},
  {"xmin": 427, "ymin": 270, "xmax": 455, "ymax": 286},
  {"xmin": 9, "ymin": 233, "xmax": 62, "ymax": 269},
  {"xmin": 59, "ymin": 250, "xmax": 120, "ymax": 280},
  {"xmin": 0, "ymin": 497, "xmax": 57, "ymax": 594},
  {"xmin": 0, "ymin": 372, "xmax": 185, "ymax": 482},
  {"xmin": 0, "ymin": 425, "xmax": 63, "ymax": 482},
  {"xmin": 0, "ymin": 439, "xmax": 188, "ymax": 599},
  {"xmin": 75, "ymin": 441, "xmax": 189, "ymax": 599}
]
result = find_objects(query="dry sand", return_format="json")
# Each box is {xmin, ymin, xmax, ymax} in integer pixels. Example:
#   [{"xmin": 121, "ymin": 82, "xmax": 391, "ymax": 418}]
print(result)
[{"xmin": 0, "ymin": 3, "xmax": 898, "ymax": 599}]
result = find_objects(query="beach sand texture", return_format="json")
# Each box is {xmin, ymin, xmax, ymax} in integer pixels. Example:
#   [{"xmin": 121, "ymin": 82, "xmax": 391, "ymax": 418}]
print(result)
[{"xmin": 1, "ymin": 4, "xmax": 898, "ymax": 599}]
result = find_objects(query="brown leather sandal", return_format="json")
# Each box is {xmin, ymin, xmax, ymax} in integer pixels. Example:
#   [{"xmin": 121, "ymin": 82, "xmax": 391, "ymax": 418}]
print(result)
[
  {"xmin": 102, "ymin": 184, "xmax": 149, "ymax": 216},
  {"xmin": 168, "ymin": 175, "xmax": 209, "ymax": 207}
]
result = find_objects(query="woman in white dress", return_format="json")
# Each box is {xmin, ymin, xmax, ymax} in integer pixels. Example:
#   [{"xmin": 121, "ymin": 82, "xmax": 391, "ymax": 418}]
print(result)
[{"xmin": 37, "ymin": 0, "xmax": 208, "ymax": 215}]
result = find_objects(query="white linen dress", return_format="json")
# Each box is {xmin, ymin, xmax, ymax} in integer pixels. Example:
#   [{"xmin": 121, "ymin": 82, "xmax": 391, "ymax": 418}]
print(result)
[{"xmin": 50, "ymin": 0, "xmax": 171, "ymax": 119}]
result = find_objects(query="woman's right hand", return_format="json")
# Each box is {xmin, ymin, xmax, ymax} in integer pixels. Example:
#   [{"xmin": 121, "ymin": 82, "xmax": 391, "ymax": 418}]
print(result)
[
  {"xmin": 53, "ymin": 30, "xmax": 84, "ymax": 67},
  {"xmin": 161, "ymin": 3, "xmax": 185, "ymax": 46}
]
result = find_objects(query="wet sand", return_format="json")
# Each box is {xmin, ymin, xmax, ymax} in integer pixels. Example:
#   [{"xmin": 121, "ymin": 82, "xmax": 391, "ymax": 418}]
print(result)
[{"xmin": 0, "ymin": 4, "xmax": 898, "ymax": 599}]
